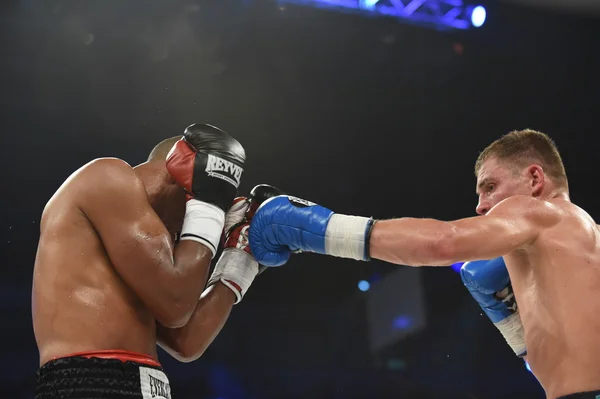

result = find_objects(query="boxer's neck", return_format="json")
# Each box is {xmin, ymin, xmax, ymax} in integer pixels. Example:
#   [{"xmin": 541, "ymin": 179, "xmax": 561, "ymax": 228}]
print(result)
[
  {"xmin": 546, "ymin": 190, "xmax": 570, "ymax": 202},
  {"xmin": 539, "ymin": 181, "xmax": 570, "ymax": 202}
]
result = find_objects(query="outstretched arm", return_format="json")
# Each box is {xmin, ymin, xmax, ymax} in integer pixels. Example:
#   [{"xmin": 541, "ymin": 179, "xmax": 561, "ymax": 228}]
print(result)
[
  {"xmin": 249, "ymin": 195, "xmax": 563, "ymax": 268},
  {"xmin": 369, "ymin": 196, "xmax": 562, "ymax": 266}
]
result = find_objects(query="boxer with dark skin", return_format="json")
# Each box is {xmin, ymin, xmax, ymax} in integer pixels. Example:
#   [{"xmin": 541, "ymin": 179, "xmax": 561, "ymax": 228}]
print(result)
[
  {"xmin": 34, "ymin": 151, "xmax": 227, "ymax": 363},
  {"xmin": 33, "ymin": 124, "xmax": 267, "ymax": 398}
]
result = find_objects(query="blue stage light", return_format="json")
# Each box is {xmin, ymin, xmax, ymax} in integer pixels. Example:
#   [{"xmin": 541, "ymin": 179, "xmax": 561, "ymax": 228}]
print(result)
[
  {"xmin": 358, "ymin": 280, "xmax": 370, "ymax": 292},
  {"xmin": 359, "ymin": 0, "xmax": 379, "ymax": 9},
  {"xmin": 277, "ymin": 0, "xmax": 481, "ymax": 31},
  {"xmin": 393, "ymin": 315, "xmax": 413, "ymax": 330}
]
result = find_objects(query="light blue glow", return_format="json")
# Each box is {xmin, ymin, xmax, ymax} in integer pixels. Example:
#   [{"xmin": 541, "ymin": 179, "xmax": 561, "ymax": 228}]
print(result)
[
  {"xmin": 358, "ymin": 280, "xmax": 370, "ymax": 292},
  {"xmin": 471, "ymin": 5, "xmax": 486, "ymax": 28}
]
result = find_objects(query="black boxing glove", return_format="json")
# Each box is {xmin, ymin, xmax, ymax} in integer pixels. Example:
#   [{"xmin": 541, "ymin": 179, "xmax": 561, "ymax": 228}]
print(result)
[
  {"xmin": 166, "ymin": 124, "xmax": 246, "ymax": 258},
  {"xmin": 166, "ymin": 123, "xmax": 245, "ymax": 210},
  {"xmin": 207, "ymin": 184, "xmax": 285, "ymax": 303}
]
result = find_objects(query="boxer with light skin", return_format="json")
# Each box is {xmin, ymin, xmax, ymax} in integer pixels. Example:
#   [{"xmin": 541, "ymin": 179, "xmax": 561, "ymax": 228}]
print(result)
[
  {"xmin": 250, "ymin": 129, "xmax": 600, "ymax": 399},
  {"xmin": 33, "ymin": 123, "xmax": 278, "ymax": 399}
]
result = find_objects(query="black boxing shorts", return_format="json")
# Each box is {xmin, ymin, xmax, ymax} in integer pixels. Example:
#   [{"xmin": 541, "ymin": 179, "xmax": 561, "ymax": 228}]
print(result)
[
  {"xmin": 558, "ymin": 391, "xmax": 600, "ymax": 399},
  {"xmin": 35, "ymin": 350, "xmax": 171, "ymax": 399}
]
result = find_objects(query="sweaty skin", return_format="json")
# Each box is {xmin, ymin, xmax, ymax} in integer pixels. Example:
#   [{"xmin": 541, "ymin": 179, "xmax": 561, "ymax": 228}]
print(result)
[
  {"xmin": 369, "ymin": 157, "xmax": 600, "ymax": 399},
  {"xmin": 33, "ymin": 158, "xmax": 235, "ymax": 366},
  {"xmin": 504, "ymin": 199, "xmax": 600, "ymax": 398}
]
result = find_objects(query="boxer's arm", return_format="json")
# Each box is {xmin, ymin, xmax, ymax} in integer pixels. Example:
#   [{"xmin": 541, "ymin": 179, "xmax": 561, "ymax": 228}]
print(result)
[
  {"xmin": 80, "ymin": 159, "xmax": 212, "ymax": 328},
  {"xmin": 156, "ymin": 283, "xmax": 235, "ymax": 362},
  {"xmin": 370, "ymin": 195, "xmax": 562, "ymax": 266}
]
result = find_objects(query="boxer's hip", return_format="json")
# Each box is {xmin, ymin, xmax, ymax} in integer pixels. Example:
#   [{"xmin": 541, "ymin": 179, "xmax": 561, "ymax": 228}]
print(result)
[
  {"xmin": 558, "ymin": 390, "xmax": 600, "ymax": 399},
  {"xmin": 35, "ymin": 350, "xmax": 171, "ymax": 399}
]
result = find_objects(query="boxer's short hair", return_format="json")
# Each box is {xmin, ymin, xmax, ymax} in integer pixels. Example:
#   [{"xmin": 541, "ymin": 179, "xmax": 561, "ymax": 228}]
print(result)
[
  {"xmin": 148, "ymin": 136, "xmax": 181, "ymax": 162},
  {"xmin": 475, "ymin": 129, "xmax": 568, "ymax": 189}
]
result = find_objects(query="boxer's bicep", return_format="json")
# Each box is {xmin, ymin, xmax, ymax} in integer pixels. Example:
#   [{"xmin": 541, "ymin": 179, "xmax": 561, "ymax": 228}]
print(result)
[{"xmin": 449, "ymin": 196, "xmax": 562, "ymax": 262}]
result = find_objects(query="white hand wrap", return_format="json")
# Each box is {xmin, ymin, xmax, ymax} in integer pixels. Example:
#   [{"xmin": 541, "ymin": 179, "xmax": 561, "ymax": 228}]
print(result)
[
  {"xmin": 207, "ymin": 248, "xmax": 259, "ymax": 304},
  {"xmin": 223, "ymin": 198, "xmax": 248, "ymax": 234},
  {"xmin": 494, "ymin": 311, "xmax": 527, "ymax": 357},
  {"xmin": 325, "ymin": 214, "xmax": 374, "ymax": 261},
  {"xmin": 179, "ymin": 199, "xmax": 225, "ymax": 258}
]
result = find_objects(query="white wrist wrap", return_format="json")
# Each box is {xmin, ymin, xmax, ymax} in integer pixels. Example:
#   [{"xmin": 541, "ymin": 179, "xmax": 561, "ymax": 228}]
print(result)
[
  {"xmin": 179, "ymin": 199, "xmax": 225, "ymax": 258},
  {"xmin": 325, "ymin": 214, "xmax": 372, "ymax": 261},
  {"xmin": 494, "ymin": 312, "xmax": 527, "ymax": 356},
  {"xmin": 207, "ymin": 248, "xmax": 259, "ymax": 304}
]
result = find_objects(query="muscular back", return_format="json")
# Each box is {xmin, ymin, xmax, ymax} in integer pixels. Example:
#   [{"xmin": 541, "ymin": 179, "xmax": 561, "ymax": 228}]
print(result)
[
  {"xmin": 33, "ymin": 160, "xmax": 159, "ymax": 366},
  {"xmin": 506, "ymin": 199, "xmax": 600, "ymax": 398}
]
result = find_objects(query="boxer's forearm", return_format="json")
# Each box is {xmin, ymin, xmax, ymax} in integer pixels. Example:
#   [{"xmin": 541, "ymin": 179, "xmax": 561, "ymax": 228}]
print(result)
[
  {"xmin": 157, "ymin": 283, "xmax": 235, "ymax": 363},
  {"xmin": 369, "ymin": 218, "xmax": 458, "ymax": 266},
  {"xmin": 144, "ymin": 240, "xmax": 214, "ymax": 329}
]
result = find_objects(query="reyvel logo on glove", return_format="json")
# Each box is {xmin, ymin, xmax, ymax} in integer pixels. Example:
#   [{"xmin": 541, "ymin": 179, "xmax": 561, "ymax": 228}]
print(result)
[
  {"xmin": 205, "ymin": 154, "xmax": 243, "ymax": 188},
  {"xmin": 287, "ymin": 196, "xmax": 317, "ymax": 208}
]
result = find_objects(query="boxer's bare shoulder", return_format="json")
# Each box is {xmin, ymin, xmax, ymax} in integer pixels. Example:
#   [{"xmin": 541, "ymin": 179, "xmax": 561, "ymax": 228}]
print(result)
[
  {"xmin": 73, "ymin": 159, "xmax": 147, "ymax": 220},
  {"xmin": 42, "ymin": 158, "xmax": 136, "ymax": 222},
  {"xmin": 40, "ymin": 157, "xmax": 155, "ymax": 248},
  {"xmin": 488, "ymin": 195, "xmax": 564, "ymax": 230},
  {"xmin": 531, "ymin": 198, "xmax": 598, "ymax": 253}
]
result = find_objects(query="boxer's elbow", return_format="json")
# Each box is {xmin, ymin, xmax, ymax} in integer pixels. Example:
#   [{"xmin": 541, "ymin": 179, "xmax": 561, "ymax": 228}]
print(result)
[
  {"xmin": 153, "ymin": 302, "xmax": 195, "ymax": 329},
  {"xmin": 431, "ymin": 243, "xmax": 458, "ymax": 266},
  {"xmin": 173, "ymin": 346, "xmax": 206, "ymax": 363},
  {"xmin": 155, "ymin": 314, "xmax": 189, "ymax": 330},
  {"xmin": 157, "ymin": 331, "xmax": 206, "ymax": 363},
  {"xmin": 164, "ymin": 335, "xmax": 208, "ymax": 363},
  {"xmin": 425, "ymin": 228, "xmax": 460, "ymax": 266},
  {"xmin": 167, "ymin": 346, "xmax": 205, "ymax": 363}
]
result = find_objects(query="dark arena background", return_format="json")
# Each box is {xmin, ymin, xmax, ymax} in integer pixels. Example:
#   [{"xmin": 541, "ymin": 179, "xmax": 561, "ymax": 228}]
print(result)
[{"xmin": 1, "ymin": 0, "xmax": 599, "ymax": 398}]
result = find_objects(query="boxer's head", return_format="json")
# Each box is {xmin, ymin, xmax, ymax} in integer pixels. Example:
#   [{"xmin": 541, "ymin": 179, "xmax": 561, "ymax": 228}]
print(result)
[
  {"xmin": 148, "ymin": 136, "xmax": 182, "ymax": 163},
  {"xmin": 141, "ymin": 136, "xmax": 187, "ymax": 236},
  {"xmin": 144, "ymin": 136, "xmax": 183, "ymax": 192},
  {"xmin": 474, "ymin": 129, "xmax": 568, "ymax": 215}
]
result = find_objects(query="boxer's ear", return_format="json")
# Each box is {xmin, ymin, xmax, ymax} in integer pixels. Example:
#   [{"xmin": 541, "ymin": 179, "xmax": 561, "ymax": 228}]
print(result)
[{"xmin": 527, "ymin": 164, "xmax": 545, "ymax": 197}]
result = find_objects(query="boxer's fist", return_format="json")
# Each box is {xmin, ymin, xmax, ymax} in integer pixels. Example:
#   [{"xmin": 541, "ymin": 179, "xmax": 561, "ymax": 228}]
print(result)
[
  {"xmin": 249, "ymin": 196, "xmax": 375, "ymax": 267},
  {"xmin": 461, "ymin": 257, "xmax": 527, "ymax": 357},
  {"xmin": 166, "ymin": 123, "xmax": 245, "ymax": 211},
  {"xmin": 208, "ymin": 184, "xmax": 284, "ymax": 303}
]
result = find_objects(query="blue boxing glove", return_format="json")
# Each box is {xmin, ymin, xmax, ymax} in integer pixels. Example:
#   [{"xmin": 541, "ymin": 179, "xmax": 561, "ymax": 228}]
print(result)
[
  {"xmin": 248, "ymin": 196, "xmax": 376, "ymax": 267},
  {"xmin": 461, "ymin": 257, "xmax": 527, "ymax": 357}
]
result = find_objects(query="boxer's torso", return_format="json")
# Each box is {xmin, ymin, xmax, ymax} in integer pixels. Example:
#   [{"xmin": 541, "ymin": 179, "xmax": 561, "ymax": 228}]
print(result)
[
  {"xmin": 505, "ymin": 199, "xmax": 600, "ymax": 399},
  {"xmin": 32, "ymin": 162, "xmax": 162, "ymax": 366}
]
